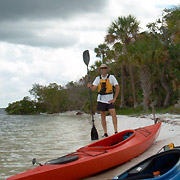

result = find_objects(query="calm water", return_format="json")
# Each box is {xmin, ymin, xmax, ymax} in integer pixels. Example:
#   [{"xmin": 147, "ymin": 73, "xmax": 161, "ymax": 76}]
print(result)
[{"xmin": 0, "ymin": 109, "xmax": 102, "ymax": 180}]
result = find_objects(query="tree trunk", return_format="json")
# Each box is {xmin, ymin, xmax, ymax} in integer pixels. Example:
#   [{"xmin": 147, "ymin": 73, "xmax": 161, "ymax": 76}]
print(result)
[
  {"xmin": 129, "ymin": 65, "xmax": 138, "ymax": 107},
  {"xmin": 139, "ymin": 65, "xmax": 152, "ymax": 112},
  {"xmin": 120, "ymin": 64, "xmax": 126, "ymax": 108},
  {"xmin": 160, "ymin": 61, "xmax": 172, "ymax": 107}
]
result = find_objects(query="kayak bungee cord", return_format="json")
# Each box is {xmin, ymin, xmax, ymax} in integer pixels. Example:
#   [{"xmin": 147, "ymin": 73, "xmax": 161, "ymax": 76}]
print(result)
[{"xmin": 135, "ymin": 127, "xmax": 151, "ymax": 137}]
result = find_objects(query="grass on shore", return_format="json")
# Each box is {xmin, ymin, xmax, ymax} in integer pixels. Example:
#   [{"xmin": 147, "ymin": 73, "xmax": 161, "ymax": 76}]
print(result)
[{"xmin": 116, "ymin": 106, "xmax": 180, "ymax": 116}]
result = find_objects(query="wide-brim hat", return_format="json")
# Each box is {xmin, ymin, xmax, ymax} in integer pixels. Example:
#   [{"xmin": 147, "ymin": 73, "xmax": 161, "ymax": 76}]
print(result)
[
  {"xmin": 100, "ymin": 64, "xmax": 108, "ymax": 69},
  {"xmin": 98, "ymin": 64, "xmax": 110, "ymax": 73},
  {"xmin": 98, "ymin": 64, "xmax": 109, "ymax": 72}
]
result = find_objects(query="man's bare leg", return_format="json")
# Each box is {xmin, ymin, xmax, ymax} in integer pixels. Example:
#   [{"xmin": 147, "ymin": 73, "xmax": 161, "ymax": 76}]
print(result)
[
  {"xmin": 100, "ymin": 111, "xmax": 107, "ymax": 134},
  {"xmin": 109, "ymin": 108, "xmax": 118, "ymax": 133}
]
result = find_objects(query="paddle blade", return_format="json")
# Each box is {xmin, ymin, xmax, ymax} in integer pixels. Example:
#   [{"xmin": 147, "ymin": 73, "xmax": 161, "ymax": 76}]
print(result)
[
  {"xmin": 91, "ymin": 125, "xmax": 99, "ymax": 140},
  {"xmin": 83, "ymin": 50, "xmax": 90, "ymax": 66}
]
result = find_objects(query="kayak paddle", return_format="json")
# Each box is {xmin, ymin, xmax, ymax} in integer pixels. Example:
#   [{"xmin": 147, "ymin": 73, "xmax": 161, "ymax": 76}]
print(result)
[{"xmin": 83, "ymin": 50, "xmax": 99, "ymax": 140}]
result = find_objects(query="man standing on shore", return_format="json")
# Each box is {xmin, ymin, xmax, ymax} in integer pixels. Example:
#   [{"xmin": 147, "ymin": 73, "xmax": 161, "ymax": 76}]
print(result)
[{"xmin": 88, "ymin": 64, "xmax": 120, "ymax": 137}]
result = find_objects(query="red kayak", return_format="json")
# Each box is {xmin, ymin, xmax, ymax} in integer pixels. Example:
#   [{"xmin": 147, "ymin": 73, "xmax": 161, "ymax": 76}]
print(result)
[{"xmin": 7, "ymin": 122, "xmax": 161, "ymax": 180}]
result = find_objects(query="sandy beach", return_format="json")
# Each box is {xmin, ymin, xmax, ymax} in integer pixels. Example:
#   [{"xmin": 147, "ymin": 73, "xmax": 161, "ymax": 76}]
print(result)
[{"xmin": 83, "ymin": 113, "xmax": 180, "ymax": 180}]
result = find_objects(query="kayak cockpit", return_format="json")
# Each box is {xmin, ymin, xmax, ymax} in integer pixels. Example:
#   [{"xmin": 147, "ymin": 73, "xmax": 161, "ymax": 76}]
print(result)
[
  {"xmin": 45, "ymin": 155, "xmax": 79, "ymax": 165},
  {"xmin": 78, "ymin": 130, "xmax": 135, "ymax": 151},
  {"xmin": 116, "ymin": 149, "xmax": 180, "ymax": 179}
]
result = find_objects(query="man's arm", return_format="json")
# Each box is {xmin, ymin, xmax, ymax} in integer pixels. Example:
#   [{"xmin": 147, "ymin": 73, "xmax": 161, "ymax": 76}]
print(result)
[
  {"xmin": 87, "ymin": 76, "xmax": 99, "ymax": 91},
  {"xmin": 108, "ymin": 84, "xmax": 120, "ymax": 104},
  {"xmin": 87, "ymin": 83, "xmax": 97, "ymax": 91}
]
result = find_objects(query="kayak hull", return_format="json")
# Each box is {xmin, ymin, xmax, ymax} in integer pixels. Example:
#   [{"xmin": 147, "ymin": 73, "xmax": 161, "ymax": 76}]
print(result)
[
  {"xmin": 113, "ymin": 148, "xmax": 180, "ymax": 180},
  {"xmin": 7, "ymin": 122, "xmax": 161, "ymax": 180}
]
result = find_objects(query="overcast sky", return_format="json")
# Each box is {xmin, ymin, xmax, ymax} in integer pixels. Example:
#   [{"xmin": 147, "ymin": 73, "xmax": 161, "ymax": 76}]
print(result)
[{"xmin": 0, "ymin": 0, "xmax": 179, "ymax": 108}]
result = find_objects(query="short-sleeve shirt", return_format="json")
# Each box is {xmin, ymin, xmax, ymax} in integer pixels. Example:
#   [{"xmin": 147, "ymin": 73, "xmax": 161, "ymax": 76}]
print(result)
[{"xmin": 93, "ymin": 74, "xmax": 118, "ymax": 104}]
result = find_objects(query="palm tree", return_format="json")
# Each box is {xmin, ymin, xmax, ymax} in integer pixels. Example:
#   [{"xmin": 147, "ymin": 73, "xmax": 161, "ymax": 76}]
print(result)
[
  {"xmin": 105, "ymin": 15, "xmax": 140, "ymax": 108},
  {"xmin": 94, "ymin": 43, "xmax": 114, "ymax": 64},
  {"xmin": 127, "ymin": 32, "xmax": 167, "ymax": 111},
  {"xmin": 90, "ymin": 60, "xmax": 102, "ymax": 71}
]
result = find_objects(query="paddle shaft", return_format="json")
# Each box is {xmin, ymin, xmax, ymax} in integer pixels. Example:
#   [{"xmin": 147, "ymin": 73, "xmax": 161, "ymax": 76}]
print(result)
[
  {"xmin": 87, "ymin": 67, "xmax": 95, "ymax": 126},
  {"xmin": 83, "ymin": 50, "xmax": 98, "ymax": 140}
]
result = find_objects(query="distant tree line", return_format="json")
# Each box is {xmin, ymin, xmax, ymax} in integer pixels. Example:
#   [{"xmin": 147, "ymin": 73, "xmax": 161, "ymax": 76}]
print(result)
[{"xmin": 6, "ymin": 6, "xmax": 180, "ymax": 115}]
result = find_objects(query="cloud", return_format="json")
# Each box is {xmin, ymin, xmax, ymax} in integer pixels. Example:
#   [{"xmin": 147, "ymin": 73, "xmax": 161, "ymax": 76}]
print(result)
[
  {"xmin": 0, "ymin": 0, "xmax": 179, "ymax": 48},
  {"xmin": 106, "ymin": 0, "xmax": 179, "ymax": 30},
  {"xmin": 0, "ymin": 43, "xmax": 90, "ymax": 107},
  {"xmin": 0, "ymin": 21, "xmax": 79, "ymax": 47},
  {"xmin": 0, "ymin": 0, "xmax": 107, "ymax": 21},
  {"xmin": 0, "ymin": 0, "xmax": 108, "ymax": 47}
]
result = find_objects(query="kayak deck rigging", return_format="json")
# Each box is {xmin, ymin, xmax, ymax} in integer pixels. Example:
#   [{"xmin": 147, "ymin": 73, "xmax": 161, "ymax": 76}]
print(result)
[{"xmin": 135, "ymin": 127, "xmax": 151, "ymax": 137}]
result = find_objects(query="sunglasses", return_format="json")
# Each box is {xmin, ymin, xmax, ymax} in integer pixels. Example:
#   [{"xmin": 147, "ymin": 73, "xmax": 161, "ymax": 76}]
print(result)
[{"xmin": 100, "ymin": 67, "xmax": 107, "ymax": 69}]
